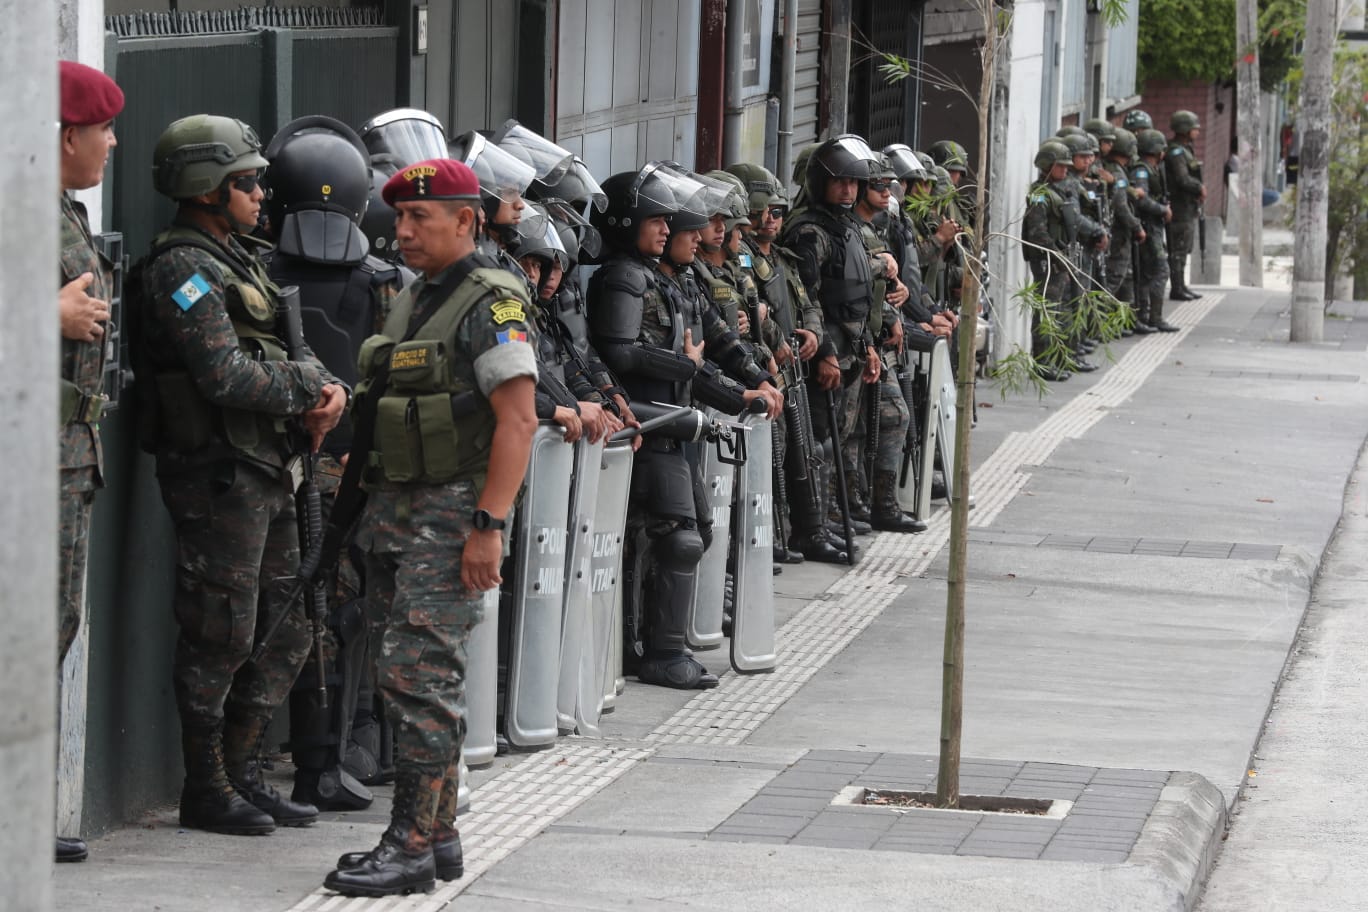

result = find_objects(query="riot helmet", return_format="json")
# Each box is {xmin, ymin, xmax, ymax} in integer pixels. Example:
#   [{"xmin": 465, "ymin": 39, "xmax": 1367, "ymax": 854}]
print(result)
[
  {"xmin": 153, "ymin": 114, "xmax": 269, "ymax": 201},
  {"xmin": 263, "ymin": 115, "xmax": 371, "ymax": 264},
  {"xmin": 1111, "ymin": 127, "xmax": 1138, "ymax": 160},
  {"xmin": 804, "ymin": 133, "xmax": 878, "ymax": 205},
  {"xmin": 1121, "ymin": 109, "xmax": 1153, "ymax": 132},
  {"xmin": 529, "ymin": 155, "xmax": 607, "ymax": 213},
  {"xmin": 1033, "ymin": 140, "xmax": 1071, "ymax": 173},
  {"xmin": 883, "ymin": 143, "xmax": 929, "ymax": 182},
  {"xmin": 492, "ymin": 119, "xmax": 575, "ymax": 189},
  {"xmin": 927, "ymin": 139, "xmax": 969, "ymax": 173},
  {"xmin": 361, "ymin": 155, "xmax": 403, "ymax": 262},
  {"xmin": 512, "ymin": 203, "xmax": 571, "ymax": 272},
  {"xmin": 1083, "ymin": 118, "xmax": 1116, "ymax": 142},
  {"xmin": 703, "ymin": 169, "xmax": 751, "ymax": 230},
  {"xmin": 912, "ymin": 150, "xmax": 936, "ymax": 174},
  {"xmin": 723, "ymin": 161, "xmax": 788, "ymax": 214},
  {"xmin": 448, "ymin": 130, "xmax": 537, "ymax": 240},
  {"xmin": 1171, "ymin": 109, "xmax": 1201, "ymax": 134},
  {"xmin": 358, "ymin": 108, "xmax": 447, "ymax": 168},
  {"xmin": 1137, "ymin": 128, "xmax": 1169, "ymax": 157},
  {"xmin": 593, "ymin": 161, "xmax": 706, "ymax": 254},
  {"xmin": 540, "ymin": 196, "xmax": 602, "ymax": 268}
]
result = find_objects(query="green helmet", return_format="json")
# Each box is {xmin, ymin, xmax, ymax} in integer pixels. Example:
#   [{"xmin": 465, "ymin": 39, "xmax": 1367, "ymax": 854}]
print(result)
[
  {"xmin": 1136, "ymin": 128, "xmax": 1168, "ymax": 156},
  {"xmin": 1121, "ymin": 109, "xmax": 1152, "ymax": 132},
  {"xmin": 870, "ymin": 153, "xmax": 898, "ymax": 181},
  {"xmin": 1062, "ymin": 133, "xmax": 1097, "ymax": 157},
  {"xmin": 703, "ymin": 169, "xmax": 751, "ymax": 230},
  {"xmin": 153, "ymin": 114, "xmax": 269, "ymax": 200},
  {"xmin": 1171, "ymin": 109, "xmax": 1200, "ymax": 134},
  {"xmin": 723, "ymin": 161, "xmax": 788, "ymax": 212},
  {"xmin": 792, "ymin": 143, "xmax": 817, "ymax": 187},
  {"xmin": 1111, "ymin": 127, "xmax": 1137, "ymax": 160},
  {"xmin": 1083, "ymin": 118, "xmax": 1115, "ymax": 142},
  {"xmin": 927, "ymin": 139, "xmax": 968, "ymax": 173},
  {"xmin": 1056, "ymin": 125, "xmax": 1086, "ymax": 138},
  {"xmin": 1033, "ymin": 140, "xmax": 1072, "ymax": 172}
]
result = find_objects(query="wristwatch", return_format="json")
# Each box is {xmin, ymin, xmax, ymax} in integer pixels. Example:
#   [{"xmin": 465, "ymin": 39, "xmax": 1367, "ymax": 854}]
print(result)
[{"xmin": 471, "ymin": 509, "xmax": 507, "ymax": 531}]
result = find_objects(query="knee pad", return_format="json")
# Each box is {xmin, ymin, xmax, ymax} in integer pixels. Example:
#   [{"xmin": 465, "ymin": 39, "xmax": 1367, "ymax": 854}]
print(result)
[{"xmin": 654, "ymin": 526, "xmax": 705, "ymax": 572}]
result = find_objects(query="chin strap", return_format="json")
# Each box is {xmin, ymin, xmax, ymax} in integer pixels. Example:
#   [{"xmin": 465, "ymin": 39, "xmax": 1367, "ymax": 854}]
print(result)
[{"xmin": 182, "ymin": 183, "xmax": 254, "ymax": 235}]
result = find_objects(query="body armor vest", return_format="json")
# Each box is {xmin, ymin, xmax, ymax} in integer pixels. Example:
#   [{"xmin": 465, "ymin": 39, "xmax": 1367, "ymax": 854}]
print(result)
[
  {"xmin": 787, "ymin": 205, "xmax": 873, "ymax": 324},
  {"xmin": 750, "ymin": 248, "xmax": 796, "ymax": 338}
]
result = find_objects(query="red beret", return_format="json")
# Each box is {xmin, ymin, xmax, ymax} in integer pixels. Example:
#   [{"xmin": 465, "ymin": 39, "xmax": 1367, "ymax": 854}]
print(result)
[
  {"xmin": 59, "ymin": 61, "xmax": 124, "ymax": 127},
  {"xmin": 382, "ymin": 158, "xmax": 481, "ymax": 207}
]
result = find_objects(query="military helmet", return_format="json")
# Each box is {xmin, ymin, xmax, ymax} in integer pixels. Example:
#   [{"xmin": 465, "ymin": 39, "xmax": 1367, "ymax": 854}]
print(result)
[
  {"xmin": 703, "ymin": 170, "xmax": 752, "ymax": 230},
  {"xmin": 930, "ymin": 165, "xmax": 953, "ymax": 197},
  {"xmin": 263, "ymin": 115, "xmax": 371, "ymax": 264},
  {"xmin": 912, "ymin": 150, "xmax": 936, "ymax": 174},
  {"xmin": 529, "ymin": 155, "xmax": 607, "ymax": 213},
  {"xmin": 882, "ymin": 143, "xmax": 928, "ymax": 182},
  {"xmin": 723, "ymin": 161, "xmax": 788, "ymax": 213},
  {"xmin": 153, "ymin": 114, "xmax": 269, "ymax": 200},
  {"xmin": 592, "ymin": 161, "xmax": 705, "ymax": 252},
  {"xmin": 1121, "ymin": 109, "xmax": 1153, "ymax": 132},
  {"xmin": 539, "ymin": 196, "xmax": 601, "ymax": 267},
  {"xmin": 1062, "ymin": 133, "xmax": 1097, "ymax": 157},
  {"xmin": 358, "ymin": 108, "xmax": 447, "ymax": 168},
  {"xmin": 927, "ymin": 139, "xmax": 969, "ymax": 173},
  {"xmin": 804, "ymin": 134, "xmax": 878, "ymax": 201},
  {"xmin": 1033, "ymin": 140, "xmax": 1072, "ymax": 172},
  {"xmin": 1111, "ymin": 127, "xmax": 1138, "ymax": 160},
  {"xmin": 1056, "ymin": 125, "xmax": 1087, "ymax": 138},
  {"xmin": 868, "ymin": 154, "xmax": 899, "ymax": 182},
  {"xmin": 1136, "ymin": 128, "xmax": 1168, "ymax": 156},
  {"xmin": 1171, "ymin": 109, "xmax": 1201, "ymax": 134},
  {"xmin": 1083, "ymin": 118, "xmax": 1116, "ymax": 142},
  {"xmin": 448, "ymin": 130, "xmax": 537, "ymax": 217},
  {"xmin": 361, "ymin": 155, "xmax": 403, "ymax": 262}
]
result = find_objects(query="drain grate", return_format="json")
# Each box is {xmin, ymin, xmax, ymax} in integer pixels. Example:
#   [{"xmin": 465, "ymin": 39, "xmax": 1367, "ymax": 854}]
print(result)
[
  {"xmin": 1207, "ymin": 369, "xmax": 1360, "ymax": 382},
  {"xmin": 968, "ymin": 529, "xmax": 1283, "ymax": 561}
]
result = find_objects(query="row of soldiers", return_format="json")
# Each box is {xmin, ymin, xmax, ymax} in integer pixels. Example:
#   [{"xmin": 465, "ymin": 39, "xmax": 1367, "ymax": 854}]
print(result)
[
  {"xmin": 55, "ymin": 59, "xmax": 976, "ymax": 896},
  {"xmin": 1023, "ymin": 109, "xmax": 1207, "ymax": 379}
]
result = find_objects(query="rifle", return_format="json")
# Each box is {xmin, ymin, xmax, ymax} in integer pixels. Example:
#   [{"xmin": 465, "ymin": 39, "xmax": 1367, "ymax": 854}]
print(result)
[
  {"xmin": 251, "ymin": 285, "xmax": 327, "ymax": 709},
  {"xmin": 784, "ymin": 334, "xmax": 824, "ymax": 513},
  {"xmin": 825, "ymin": 386, "xmax": 856, "ymax": 566},
  {"xmin": 895, "ymin": 347, "xmax": 922, "ymax": 494},
  {"xmin": 1198, "ymin": 203, "xmax": 1207, "ymax": 264}
]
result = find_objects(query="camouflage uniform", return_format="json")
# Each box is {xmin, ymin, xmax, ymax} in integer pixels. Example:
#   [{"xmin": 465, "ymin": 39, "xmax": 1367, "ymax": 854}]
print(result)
[
  {"xmin": 1131, "ymin": 160, "xmax": 1171, "ymax": 308},
  {"xmin": 1022, "ymin": 180, "xmax": 1072, "ymax": 359},
  {"xmin": 58, "ymin": 194, "xmax": 112, "ymax": 661},
  {"xmin": 140, "ymin": 225, "xmax": 335, "ymax": 733},
  {"xmin": 354, "ymin": 258, "xmax": 537, "ymax": 842},
  {"xmin": 1101, "ymin": 161, "xmax": 1143, "ymax": 303},
  {"xmin": 1165, "ymin": 138, "xmax": 1203, "ymax": 287}
]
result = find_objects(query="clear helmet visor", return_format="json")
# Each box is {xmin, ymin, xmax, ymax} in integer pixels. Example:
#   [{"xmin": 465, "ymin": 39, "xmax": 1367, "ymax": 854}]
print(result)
[
  {"xmin": 533, "ymin": 156, "xmax": 608, "ymax": 213},
  {"xmin": 883, "ymin": 144, "xmax": 927, "ymax": 181},
  {"xmin": 540, "ymin": 196, "xmax": 602, "ymax": 261},
  {"xmin": 634, "ymin": 162, "xmax": 708, "ymax": 223},
  {"xmin": 358, "ymin": 108, "xmax": 447, "ymax": 168},
  {"xmin": 493, "ymin": 120, "xmax": 574, "ymax": 186},
  {"xmin": 828, "ymin": 134, "xmax": 879, "ymax": 176},
  {"xmin": 514, "ymin": 204, "xmax": 571, "ymax": 270},
  {"xmin": 451, "ymin": 132, "xmax": 537, "ymax": 204}
]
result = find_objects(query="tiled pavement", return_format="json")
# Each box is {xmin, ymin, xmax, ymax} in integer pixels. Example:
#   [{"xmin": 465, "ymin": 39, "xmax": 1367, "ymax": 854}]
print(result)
[{"xmin": 967, "ymin": 528, "xmax": 1284, "ymax": 561}]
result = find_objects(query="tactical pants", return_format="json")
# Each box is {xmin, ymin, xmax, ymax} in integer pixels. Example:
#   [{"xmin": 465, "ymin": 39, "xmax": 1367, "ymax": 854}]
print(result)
[
  {"xmin": 1029, "ymin": 258, "xmax": 1072, "ymax": 359},
  {"xmin": 1105, "ymin": 236, "xmax": 1135, "ymax": 304},
  {"xmin": 849, "ymin": 369, "xmax": 911, "ymax": 478},
  {"xmin": 58, "ymin": 466, "xmax": 98, "ymax": 663},
  {"xmin": 160, "ymin": 462, "xmax": 312, "ymax": 725},
  {"xmin": 1167, "ymin": 215, "xmax": 1197, "ymax": 287},
  {"xmin": 1140, "ymin": 225, "xmax": 1170, "ymax": 303},
  {"xmin": 628, "ymin": 444, "xmax": 706, "ymax": 655}
]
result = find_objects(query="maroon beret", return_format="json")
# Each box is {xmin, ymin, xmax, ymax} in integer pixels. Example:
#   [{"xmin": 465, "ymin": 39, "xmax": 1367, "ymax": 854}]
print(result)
[
  {"xmin": 59, "ymin": 61, "xmax": 124, "ymax": 127},
  {"xmin": 382, "ymin": 158, "xmax": 481, "ymax": 207}
]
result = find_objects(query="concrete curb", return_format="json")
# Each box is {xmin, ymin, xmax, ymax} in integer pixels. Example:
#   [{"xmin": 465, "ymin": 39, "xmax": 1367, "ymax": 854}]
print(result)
[{"xmin": 1128, "ymin": 770, "xmax": 1229, "ymax": 912}]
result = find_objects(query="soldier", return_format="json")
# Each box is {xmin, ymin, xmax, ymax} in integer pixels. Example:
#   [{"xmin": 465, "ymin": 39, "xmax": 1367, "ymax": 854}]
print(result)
[
  {"xmin": 588, "ymin": 163, "xmax": 777, "ymax": 689},
  {"xmin": 262, "ymin": 115, "xmax": 412, "ymax": 812},
  {"xmin": 55, "ymin": 59, "xmax": 123, "ymax": 866},
  {"xmin": 1166, "ymin": 110, "xmax": 1206, "ymax": 301},
  {"xmin": 134, "ymin": 115, "xmax": 347, "ymax": 835},
  {"xmin": 781, "ymin": 135, "xmax": 888, "ymax": 539},
  {"xmin": 1100, "ymin": 127, "xmax": 1148, "ymax": 329},
  {"xmin": 325, "ymin": 158, "xmax": 539, "ymax": 895},
  {"xmin": 1121, "ymin": 109, "xmax": 1153, "ymax": 133},
  {"xmin": 1021, "ymin": 140, "xmax": 1076, "ymax": 382},
  {"xmin": 882, "ymin": 144, "xmax": 954, "ymax": 345},
  {"xmin": 1134, "ymin": 129, "xmax": 1179, "ymax": 331}
]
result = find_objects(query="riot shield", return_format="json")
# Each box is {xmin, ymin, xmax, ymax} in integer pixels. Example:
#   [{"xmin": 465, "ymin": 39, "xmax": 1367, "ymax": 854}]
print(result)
[
  {"xmin": 556, "ymin": 439, "xmax": 602, "ymax": 736},
  {"xmin": 464, "ymin": 587, "xmax": 501, "ymax": 768},
  {"xmin": 933, "ymin": 339, "xmax": 958, "ymax": 504},
  {"xmin": 894, "ymin": 350, "xmax": 922, "ymax": 516},
  {"xmin": 686, "ymin": 409, "xmax": 734, "ymax": 650},
  {"xmin": 503, "ymin": 423, "xmax": 575, "ymax": 750},
  {"xmin": 730, "ymin": 415, "xmax": 777, "ymax": 673},
  {"xmin": 913, "ymin": 338, "xmax": 950, "ymax": 521},
  {"xmin": 590, "ymin": 440, "xmax": 633, "ymax": 718}
]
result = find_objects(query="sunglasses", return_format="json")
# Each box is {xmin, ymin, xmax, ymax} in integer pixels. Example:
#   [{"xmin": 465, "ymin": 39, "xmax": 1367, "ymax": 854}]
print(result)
[
  {"xmin": 868, "ymin": 180, "xmax": 893, "ymax": 192},
  {"xmin": 751, "ymin": 206, "xmax": 788, "ymax": 221},
  {"xmin": 230, "ymin": 171, "xmax": 264, "ymax": 194}
]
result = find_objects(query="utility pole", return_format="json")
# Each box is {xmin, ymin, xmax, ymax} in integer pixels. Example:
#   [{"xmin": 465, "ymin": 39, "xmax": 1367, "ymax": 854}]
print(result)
[
  {"xmin": 1292, "ymin": 0, "xmax": 1336, "ymax": 340},
  {"xmin": 1236, "ymin": 0, "xmax": 1263, "ymax": 286},
  {"xmin": 0, "ymin": 0, "xmax": 59, "ymax": 908}
]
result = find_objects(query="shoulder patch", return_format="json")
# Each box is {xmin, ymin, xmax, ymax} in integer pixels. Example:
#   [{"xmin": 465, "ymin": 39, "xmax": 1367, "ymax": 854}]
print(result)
[
  {"xmin": 1169, "ymin": 146, "xmax": 1184, "ymax": 156},
  {"xmin": 738, "ymin": 252, "xmax": 753, "ymax": 269},
  {"xmin": 172, "ymin": 273, "xmax": 212, "ymax": 312},
  {"xmin": 1116, "ymin": 178, "xmax": 1128, "ymax": 188},
  {"xmin": 491, "ymin": 298, "xmax": 526, "ymax": 325},
  {"xmin": 1134, "ymin": 168, "xmax": 1148, "ymax": 178},
  {"xmin": 495, "ymin": 328, "xmax": 528, "ymax": 345}
]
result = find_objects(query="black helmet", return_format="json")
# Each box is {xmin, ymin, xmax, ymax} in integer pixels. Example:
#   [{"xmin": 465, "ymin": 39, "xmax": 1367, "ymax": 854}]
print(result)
[
  {"xmin": 511, "ymin": 203, "xmax": 571, "ymax": 272},
  {"xmin": 1137, "ymin": 128, "xmax": 1168, "ymax": 156},
  {"xmin": 804, "ymin": 133, "xmax": 878, "ymax": 202},
  {"xmin": 883, "ymin": 143, "xmax": 928, "ymax": 182},
  {"xmin": 361, "ymin": 155, "xmax": 403, "ymax": 262},
  {"xmin": 264, "ymin": 115, "xmax": 371, "ymax": 264},
  {"xmin": 1083, "ymin": 118, "xmax": 1116, "ymax": 142},
  {"xmin": 539, "ymin": 196, "xmax": 601, "ymax": 267},
  {"xmin": 927, "ymin": 139, "xmax": 968, "ymax": 173},
  {"xmin": 529, "ymin": 155, "xmax": 607, "ymax": 213},
  {"xmin": 358, "ymin": 108, "xmax": 448, "ymax": 168},
  {"xmin": 1111, "ymin": 127, "xmax": 1138, "ymax": 160},
  {"xmin": 1121, "ymin": 109, "xmax": 1153, "ymax": 132},
  {"xmin": 593, "ymin": 162, "xmax": 705, "ymax": 253}
]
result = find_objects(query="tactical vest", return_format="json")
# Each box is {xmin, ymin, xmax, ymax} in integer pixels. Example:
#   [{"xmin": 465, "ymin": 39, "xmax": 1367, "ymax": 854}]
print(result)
[
  {"xmin": 553, "ymin": 282, "xmax": 594, "ymax": 362},
  {"xmin": 137, "ymin": 226, "xmax": 291, "ymax": 457},
  {"xmin": 359, "ymin": 267, "xmax": 527, "ymax": 487},
  {"xmin": 696, "ymin": 262, "xmax": 744, "ymax": 333},
  {"xmin": 858, "ymin": 220, "xmax": 888, "ymax": 336},
  {"xmin": 750, "ymin": 248, "xmax": 796, "ymax": 338},
  {"xmin": 786, "ymin": 206, "xmax": 873, "ymax": 324}
]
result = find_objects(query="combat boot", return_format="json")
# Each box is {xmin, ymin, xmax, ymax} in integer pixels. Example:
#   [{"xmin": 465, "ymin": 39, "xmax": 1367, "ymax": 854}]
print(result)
[
  {"xmin": 638, "ymin": 652, "xmax": 719, "ymax": 689},
  {"xmin": 845, "ymin": 476, "xmax": 872, "ymax": 524},
  {"xmin": 870, "ymin": 471, "xmax": 928, "ymax": 533},
  {"xmin": 179, "ymin": 720, "xmax": 276, "ymax": 835},
  {"xmin": 225, "ymin": 712, "xmax": 319, "ymax": 827},
  {"xmin": 326, "ymin": 768, "xmax": 437, "ymax": 897},
  {"xmin": 1148, "ymin": 294, "xmax": 1179, "ymax": 332},
  {"xmin": 55, "ymin": 836, "xmax": 88, "ymax": 863},
  {"xmin": 790, "ymin": 529, "xmax": 848, "ymax": 563}
]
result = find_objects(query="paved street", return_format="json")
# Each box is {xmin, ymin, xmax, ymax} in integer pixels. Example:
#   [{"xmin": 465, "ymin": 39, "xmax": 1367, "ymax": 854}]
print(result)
[{"xmin": 55, "ymin": 279, "xmax": 1368, "ymax": 911}]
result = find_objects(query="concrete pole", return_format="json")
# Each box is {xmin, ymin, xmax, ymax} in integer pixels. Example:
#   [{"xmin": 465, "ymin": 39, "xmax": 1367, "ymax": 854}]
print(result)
[
  {"xmin": 1292, "ymin": 0, "xmax": 1335, "ymax": 341},
  {"xmin": 776, "ymin": 0, "xmax": 799, "ymax": 186},
  {"xmin": 1235, "ymin": 0, "xmax": 1263, "ymax": 286},
  {"xmin": 721, "ymin": 0, "xmax": 745, "ymax": 165},
  {"xmin": 0, "ymin": 0, "xmax": 59, "ymax": 907},
  {"xmin": 822, "ymin": 0, "xmax": 852, "ymax": 137}
]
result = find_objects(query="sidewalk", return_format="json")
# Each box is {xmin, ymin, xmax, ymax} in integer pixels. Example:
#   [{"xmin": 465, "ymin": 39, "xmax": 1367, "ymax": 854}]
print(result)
[{"xmin": 56, "ymin": 282, "xmax": 1368, "ymax": 911}]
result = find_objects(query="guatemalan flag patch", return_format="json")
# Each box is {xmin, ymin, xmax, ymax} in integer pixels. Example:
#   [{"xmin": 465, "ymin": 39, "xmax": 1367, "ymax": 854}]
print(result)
[{"xmin": 172, "ymin": 273, "xmax": 212, "ymax": 311}]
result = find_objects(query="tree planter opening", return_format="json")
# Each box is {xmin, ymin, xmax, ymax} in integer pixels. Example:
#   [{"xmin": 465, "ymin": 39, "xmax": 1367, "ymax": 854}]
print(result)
[{"xmin": 833, "ymin": 786, "xmax": 1072, "ymax": 818}]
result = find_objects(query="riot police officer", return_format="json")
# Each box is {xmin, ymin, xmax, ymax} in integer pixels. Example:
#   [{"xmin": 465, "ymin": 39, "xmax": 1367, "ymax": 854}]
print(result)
[
  {"xmin": 135, "ymin": 114, "xmax": 346, "ymax": 835},
  {"xmin": 1166, "ymin": 110, "xmax": 1206, "ymax": 300}
]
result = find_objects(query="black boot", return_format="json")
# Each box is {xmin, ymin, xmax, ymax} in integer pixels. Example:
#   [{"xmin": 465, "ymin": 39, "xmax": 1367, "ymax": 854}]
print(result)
[
  {"xmin": 846, "ymin": 477, "xmax": 872, "ymax": 524},
  {"xmin": 225, "ymin": 713, "xmax": 319, "ymax": 827},
  {"xmin": 638, "ymin": 652, "xmax": 719, "ymax": 689},
  {"xmin": 340, "ymin": 827, "xmax": 462, "ymax": 881},
  {"xmin": 790, "ymin": 529, "xmax": 848, "ymax": 563},
  {"xmin": 55, "ymin": 836, "xmax": 88, "ymax": 863},
  {"xmin": 773, "ymin": 544, "xmax": 804, "ymax": 564},
  {"xmin": 1149, "ymin": 294, "xmax": 1179, "ymax": 332},
  {"xmin": 870, "ymin": 471, "xmax": 927, "ymax": 533},
  {"xmin": 292, "ymin": 765, "xmax": 373, "ymax": 812},
  {"xmin": 179, "ymin": 720, "xmax": 276, "ymax": 835},
  {"xmin": 326, "ymin": 768, "xmax": 437, "ymax": 897}
]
